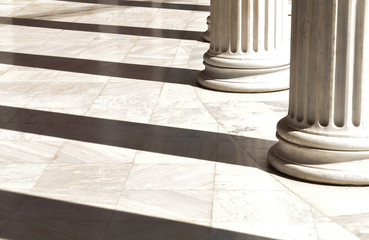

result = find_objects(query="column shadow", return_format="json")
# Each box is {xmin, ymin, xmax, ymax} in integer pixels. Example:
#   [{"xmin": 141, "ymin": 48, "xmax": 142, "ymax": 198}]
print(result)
[
  {"xmin": 0, "ymin": 190, "xmax": 275, "ymax": 240},
  {"xmin": 0, "ymin": 105, "xmax": 277, "ymax": 171},
  {"xmin": 0, "ymin": 17, "xmax": 204, "ymax": 41},
  {"xmin": 0, "ymin": 51, "xmax": 200, "ymax": 86}
]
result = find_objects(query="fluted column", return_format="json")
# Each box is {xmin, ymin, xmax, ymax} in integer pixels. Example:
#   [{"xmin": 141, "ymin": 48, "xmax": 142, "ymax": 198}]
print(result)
[
  {"xmin": 268, "ymin": 0, "xmax": 369, "ymax": 185},
  {"xmin": 203, "ymin": 15, "xmax": 211, "ymax": 42},
  {"xmin": 198, "ymin": 0, "xmax": 290, "ymax": 92}
]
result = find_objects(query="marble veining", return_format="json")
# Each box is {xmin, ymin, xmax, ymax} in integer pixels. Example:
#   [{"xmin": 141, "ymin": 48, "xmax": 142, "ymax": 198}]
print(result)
[{"xmin": 0, "ymin": 0, "xmax": 367, "ymax": 239}]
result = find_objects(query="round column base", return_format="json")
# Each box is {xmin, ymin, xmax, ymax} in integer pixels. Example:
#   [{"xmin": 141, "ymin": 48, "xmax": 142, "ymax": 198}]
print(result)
[
  {"xmin": 268, "ymin": 141, "xmax": 369, "ymax": 186},
  {"xmin": 198, "ymin": 67, "xmax": 289, "ymax": 93}
]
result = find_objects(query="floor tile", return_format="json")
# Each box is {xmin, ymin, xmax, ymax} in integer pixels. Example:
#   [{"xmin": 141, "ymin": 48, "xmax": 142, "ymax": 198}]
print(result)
[
  {"xmin": 124, "ymin": 164, "xmax": 215, "ymax": 190},
  {"xmin": 115, "ymin": 190, "xmax": 213, "ymax": 222},
  {"xmin": 0, "ymin": 163, "xmax": 49, "ymax": 191}
]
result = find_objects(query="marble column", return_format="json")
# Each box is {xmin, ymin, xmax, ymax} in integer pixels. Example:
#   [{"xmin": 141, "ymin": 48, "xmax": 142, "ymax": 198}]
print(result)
[
  {"xmin": 198, "ymin": 0, "xmax": 290, "ymax": 93},
  {"xmin": 268, "ymin": 0, "xmax": 369, "ymax": 185},
  {"xmin": 203, "ymin": 15, "xmax": 211, "ymax": 42}
]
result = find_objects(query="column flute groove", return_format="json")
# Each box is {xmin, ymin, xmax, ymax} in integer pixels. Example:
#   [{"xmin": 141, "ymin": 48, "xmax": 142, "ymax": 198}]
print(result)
[{"xmin": 198, "ymin": 0, "xmax": 290, "ymax": 92}]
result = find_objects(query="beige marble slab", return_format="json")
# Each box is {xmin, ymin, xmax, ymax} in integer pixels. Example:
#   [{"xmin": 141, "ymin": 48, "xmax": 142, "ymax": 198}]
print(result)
[
  {"xmin": 315, "ymin": 222, "xmax": 361, "ymax": 240},
  {"xmin": 124, "ymin": 164, "xmax": 215, "ymax": 190},
  {"xmin": 115, "ymin": 190, "xmax": 213, "ymax": 223},
  {"xmin": 100, "ymin": 80, "xmax": 164, "ymax": 95},
  {"xmin": 33, "ymin": 163, "xmax": 132, "ymax": 191},
  {"xmin": 55, "ymin": 140, "xmax": 137, "ymax": 164},
  {"xmin": 0, "ymin": 141, "xmax": 62, "ymax": 163},
  {"xmin": 275, "ymin": 177, "xmax": 369, "ymax": 217},
  {"xmin": 26, "ymin": 94, "xmax": 97, "ymax": 108},
  {"xmin": 214, "ymin": 163, "xmax": 286, "ymax": 191},
  {"xmin": 212, "ymin": 190, "xmax": 315, "ymax": 223},
  {"xmin": 86, "ymin": 95, "xmax": 159, "ymax": 123},
  {"xmin": 0, "ymin": 163, "xmax": 49, "ymax": 190},
  {"xmin": 134, "ymin": 151, "xmax": 213, "ymax": 164}
]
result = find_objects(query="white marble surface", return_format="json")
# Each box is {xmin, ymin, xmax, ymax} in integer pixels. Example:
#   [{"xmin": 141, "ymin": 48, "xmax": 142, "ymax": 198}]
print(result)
[{"xmin": 0, "ymin": 0, "xmax": 367, "ymax": 239}]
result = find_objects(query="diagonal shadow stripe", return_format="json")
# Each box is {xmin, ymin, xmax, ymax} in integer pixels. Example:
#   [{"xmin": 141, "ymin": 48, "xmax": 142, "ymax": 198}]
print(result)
[
  {"xmin": 0, "ymin": 190, "xmax": 275, "ymax": 239},
  {"xmin": 0, "ymin": 51, "xmax": 199, "ymax": 85},
  {"xmin": 55, "ymin": 0, "xmax": 210, "ymax": 11},
  {"xmin": 0, "ymin": 105, "xmax": 274, "ymax": 168},
  {"xmin": 0, "ymin": 17, "xmax": 204, "ymax": 41}
]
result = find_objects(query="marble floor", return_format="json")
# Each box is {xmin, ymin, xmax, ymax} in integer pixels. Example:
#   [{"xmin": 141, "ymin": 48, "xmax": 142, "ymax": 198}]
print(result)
[{"xmin": 0, "ymin": 0, "xmax": 368, "ymax": 239}]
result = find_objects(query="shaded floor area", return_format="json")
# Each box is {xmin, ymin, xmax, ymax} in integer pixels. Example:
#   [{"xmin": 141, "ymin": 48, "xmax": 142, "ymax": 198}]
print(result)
[{"xmin": 0, "ymin": 0, "xmax": 368, "ymax": 239}]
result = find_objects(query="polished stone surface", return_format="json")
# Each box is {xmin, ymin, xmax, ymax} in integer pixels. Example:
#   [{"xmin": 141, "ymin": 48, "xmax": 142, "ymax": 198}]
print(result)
[{"xmin": 0, "ymin": 0, "xmax": 367, "ymax": 239}]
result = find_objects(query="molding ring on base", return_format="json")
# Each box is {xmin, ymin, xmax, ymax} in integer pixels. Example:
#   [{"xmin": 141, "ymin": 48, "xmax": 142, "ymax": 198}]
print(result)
[
  {"xmin": 268, "ymin": 144, "xmax": 369, "ymax": 186},
  {"xmin": 197, "ymin": 68, "xmax": 289, "ymax": 93}
]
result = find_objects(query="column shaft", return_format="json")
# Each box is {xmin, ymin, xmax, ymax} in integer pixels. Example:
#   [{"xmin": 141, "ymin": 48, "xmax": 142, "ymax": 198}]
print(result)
[
  {"xmin": 269, "ymin": 0, "xmax": 369, "ymax": 185},
  {"xmin": 198, "ymin": 0, "xmax": 290, "ymax": 92}
]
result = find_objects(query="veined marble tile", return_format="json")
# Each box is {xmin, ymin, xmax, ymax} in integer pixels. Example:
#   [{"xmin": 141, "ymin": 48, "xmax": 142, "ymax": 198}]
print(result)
[
  {"xmin": 39, "ymin": 82, "xmax": 105, "ymax": 95},
  {"xmin": 25, "ymin": 5, "xmax": 90, "ymax": 22},
  {"xmin": 76, "ymin": 7, "xmax": 123, "ymax": 25},
  {"xmin": 77, "ymin": 53, "xmax": 125, "ymax": 63},
  {"xmin": 314, "ymin": 222, "xmax": 361, "ymax": 240},
  {"xmin": 123, "ymin": 55, "xmax": 175, "ymax": 67},
  {"xmin": 0, "ymin": 141, "xmax": 62, "ymax": 163},
  {"xmin": 154, "ymin": 94, "xmax": 204, "ymax": 108},
  {"xmin": 310, "ymin": 207, "xmax": 332, "ymax": 223},
  {"xmin": 30, "ymin": 188, "xmax": 122, "ymax": 210},
  {"xmin": 214, "ymin": 164, "xmax": 286, "ymax": 191},
  {"xmin": 55, "ymin": 140, "xmax": 137, "ymax": 164},
  {"xmin": 0, "ymin": 163, "xmax": 49, "ymax": 190},
  {"xmin": 26, "ymin": 94, "xmax": 97, "ymax": 108},
  {"xmin": 0, "ymin": 64, "xmax": 12, "ymax": 77},
  {"xmin": 149, "ymin": 107, "xmax": 219, "ymax": 132},
  {"xmin": 115, "ymin": 190, "xmax": 213, "ymax": 222},
  {"xmin": 100, "ymin": 79, "xmax": 163, "ymax": 95},
  {"xmin": 104, "ymin": 219, "xmax": 211, "ymax": 240},
  {"xmin": 33, "ymin": 43, "xmax": 88, "ymax": 58},
  {"xmin": 274, "ymin": 178, "xmax": 369, "ymax": 217},
  {"xmin": 0, "ymin": 69, "xmax": 51, "ymax": 82},
  {"xmin": 125, "ymin": 37, "xmax": 181, "ymax": 60},
  {"xmin": 82, "ymin": 37, "xmax": 136, "ymax": 57},
  {"xmin": 333, "ymin": 213, "xmax": 369, "ymax": 240},
  {"xmin": 186, "ymin": 11, "xmax": 209, "ymax": 31},
  {"xmin": 11, "ymin": 2, "xmax": 61, "ymax": 17},
  {"xmin": 124, "ymin": 164, "xmax": 215, "ymax": 190},
  {"xmin": 111, "ymin": 7, "xmax": 159, "ymax": 28},
  {"xmin": 134, "ymin": 151, "xmax": 213, "ymax": 164},
  {"xmin": 212, "ymin": 190, "xmax": 315, "ymax": 224},
  {"xmin": 86, "ymin": 95, "xmax": 158, "ymax": 123},
  {"xmin": 33, "ymin": 163, "xmax": 132, "ymax": 191},
  {"xmin": 50, "ymin": 30, "xmax": 99, "ymax": 43},
  {"xmin": 147, "ymin": 9, "xmax": 192, "ymax": 30},
  {"xmin": 160, "ymin": 82, "xmax": 198, "ymax": 96},
  {"xmin": 0, "ymin": 82, "xmax": 48, "ymax": 95},
  {"xmin": 52, "ymin": 71, "xmax": 111, "ymax": 83}
]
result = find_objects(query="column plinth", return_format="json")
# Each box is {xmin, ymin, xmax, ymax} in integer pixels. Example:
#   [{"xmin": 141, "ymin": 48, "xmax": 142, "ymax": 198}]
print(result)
[
  {"xmin": 268, "ymin": 0, "xmax": 369, "ymax": 185},
  {"xmin": 198, "ymin": 0, "xmax": 290, "ymax": 93}
]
